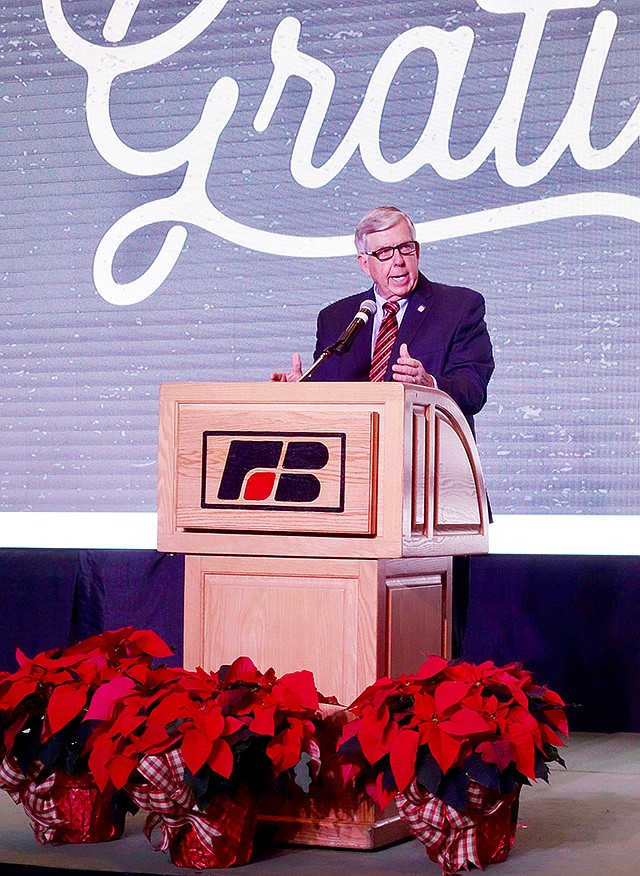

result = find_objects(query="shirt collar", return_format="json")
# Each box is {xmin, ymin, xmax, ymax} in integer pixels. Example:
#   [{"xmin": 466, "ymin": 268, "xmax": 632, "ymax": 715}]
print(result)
[{"xmin": 373, "ymin": 285, "xmax": 410, "ymax": 315}]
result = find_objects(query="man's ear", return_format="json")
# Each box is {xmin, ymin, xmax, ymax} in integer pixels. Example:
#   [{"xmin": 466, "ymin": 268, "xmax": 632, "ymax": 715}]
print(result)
[{"xmin": 357, "ymin": 253, "xmax": 372, "ymax": 278}]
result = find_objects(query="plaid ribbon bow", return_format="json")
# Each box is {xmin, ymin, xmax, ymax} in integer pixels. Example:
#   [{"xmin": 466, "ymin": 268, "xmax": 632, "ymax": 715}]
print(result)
[
  {"xmin": 396, "ymin": 781, "xmax": 514, "ymax": 875},
  {"xmin": 0, "ymin": 755, "xmax": 66, "ymax": 843},
  {"xmin": 128, "ymin": 749, "xmax": 222, "ymax": 851}
]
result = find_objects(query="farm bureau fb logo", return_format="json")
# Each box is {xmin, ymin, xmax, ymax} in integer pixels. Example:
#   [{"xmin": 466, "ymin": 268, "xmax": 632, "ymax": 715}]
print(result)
[{"xmin": 202, "ymin": 431, "xmax": 346, "ymax": 512}]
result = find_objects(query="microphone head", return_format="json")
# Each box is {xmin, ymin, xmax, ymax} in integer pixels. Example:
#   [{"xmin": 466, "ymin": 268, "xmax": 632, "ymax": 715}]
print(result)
[{"xmin": 359, "ymin": 299, "xmax": 377, "ymax": 319}]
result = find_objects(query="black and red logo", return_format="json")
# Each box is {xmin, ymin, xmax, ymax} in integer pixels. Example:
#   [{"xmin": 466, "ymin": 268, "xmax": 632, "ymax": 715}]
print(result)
[{"xmin": 202, "ymin": 431, "xmax": 346, "ymax": 511}]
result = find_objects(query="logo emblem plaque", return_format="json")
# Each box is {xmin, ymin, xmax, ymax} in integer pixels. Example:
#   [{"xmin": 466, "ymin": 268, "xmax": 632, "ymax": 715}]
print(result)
[{"xmin": 202, "ymin": 431, "xmax": 346, "ymax": 512}]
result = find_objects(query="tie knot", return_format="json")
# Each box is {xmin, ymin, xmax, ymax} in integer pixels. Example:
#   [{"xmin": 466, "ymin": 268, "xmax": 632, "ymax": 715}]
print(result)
[{"xmin": 383, "ymin": 299, "xmax": 400, "ymax": 316}]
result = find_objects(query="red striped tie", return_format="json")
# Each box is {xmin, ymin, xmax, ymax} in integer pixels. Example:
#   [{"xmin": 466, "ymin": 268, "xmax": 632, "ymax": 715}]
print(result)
[{"xmin": 369, "ymin": 299, "xmax": 400, "ymax": 382}]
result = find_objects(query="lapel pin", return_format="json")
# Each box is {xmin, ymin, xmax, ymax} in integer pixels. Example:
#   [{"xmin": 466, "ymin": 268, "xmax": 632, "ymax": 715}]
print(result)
[{"xmin": 418, "ymin": 305, "xmax": 425, "ymax": 312}]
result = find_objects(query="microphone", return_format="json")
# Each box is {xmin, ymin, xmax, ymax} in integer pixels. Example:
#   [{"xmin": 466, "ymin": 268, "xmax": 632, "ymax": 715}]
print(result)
[{"xmin": 329, "ymin": 299, "xmax": 377, "ymax": 355}]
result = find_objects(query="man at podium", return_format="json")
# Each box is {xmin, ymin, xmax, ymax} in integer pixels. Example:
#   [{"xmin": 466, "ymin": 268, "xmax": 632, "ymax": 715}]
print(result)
[
  {"xmin": 270, "ymin": 205, "xmax": 494, "ymax": 435},
  {"xmin": 271, "ymin": 206, "xmax": 494, "ymax": 656}
]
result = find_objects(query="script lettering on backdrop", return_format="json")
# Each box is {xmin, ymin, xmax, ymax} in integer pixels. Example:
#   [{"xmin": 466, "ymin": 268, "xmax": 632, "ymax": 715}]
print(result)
[{"xmin": 43, "ymin": 0, "xmax": 639, "ymax": 305}]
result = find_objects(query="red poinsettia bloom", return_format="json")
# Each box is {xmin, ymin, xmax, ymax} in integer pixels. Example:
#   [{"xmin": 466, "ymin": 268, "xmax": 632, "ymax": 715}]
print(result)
[
  {"xmin": 0, "ymin": 627, "xmax": 174, "ymax": 773},
  {"xmin": 408, "ymin": 683, "xmax": 493, "ymax": 775},
  {"xmin": 337, "ymin": 657, "xmax": 568, "ymax": 811},
  {"xmin": 83, "ymin": 655, "xmax": 321, "ymax": 797}
]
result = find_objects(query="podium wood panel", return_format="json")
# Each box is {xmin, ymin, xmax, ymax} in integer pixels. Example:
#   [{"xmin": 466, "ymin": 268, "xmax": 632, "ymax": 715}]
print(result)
[
  {"xmin": 184, "ymin": 555, "xmax": 382, "ymax": 706},
  {"xmin": 184, "ymin": 554, "xmax": 451, "ymax": 709},
  {"xmin": 176, "ymin": 405, "xmax": 379, "ymax": 535},
  {"xmin": 386, "ymin": 556, "xmax": 453, "ymax": 677},
  {"xmin": 158, "ymin": 382, "xmax": 489, "ymax": 559}
]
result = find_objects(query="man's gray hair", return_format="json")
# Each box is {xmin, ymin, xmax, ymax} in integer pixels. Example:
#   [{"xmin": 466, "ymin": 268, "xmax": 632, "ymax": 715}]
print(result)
[{"xmin": 354, "ymin": 206, "xmax": 417, "ymax": 254}]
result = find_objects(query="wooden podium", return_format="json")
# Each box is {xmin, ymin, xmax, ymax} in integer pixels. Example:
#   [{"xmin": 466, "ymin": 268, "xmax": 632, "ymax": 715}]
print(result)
[{"xmin": 158, "ymin": 381, "xmax": 489, "ymax": 847}]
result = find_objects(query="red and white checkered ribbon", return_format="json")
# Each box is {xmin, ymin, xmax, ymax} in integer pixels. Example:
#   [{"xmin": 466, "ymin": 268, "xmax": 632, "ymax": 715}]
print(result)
[
  {"xmin": 396, "ymin": 782, "xmax": 505, "ymax": 875},
  {"xmin": 128, "ymin": 749, "xmax": 222, "ymax": 851},
  {"xmin": 0, "ymin": 755, "xmax": 66, "ymax": 843},
  {"xmin": 369, "ymin": 299, "xmax": 400, "ymax": 381},
  {"xmin": 0, "ymin": 754, "xmax": 26, "ymax": 803}
]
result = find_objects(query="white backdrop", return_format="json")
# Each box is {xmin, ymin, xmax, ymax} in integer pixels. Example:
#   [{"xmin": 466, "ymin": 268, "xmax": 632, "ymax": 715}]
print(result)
[{"xmin": 2, "ymin": 1, "xmax": 639, "ymax": 551}]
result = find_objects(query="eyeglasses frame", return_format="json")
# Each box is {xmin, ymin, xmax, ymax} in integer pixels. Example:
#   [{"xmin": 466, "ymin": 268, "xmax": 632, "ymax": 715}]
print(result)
[{"xmin": 364, "ymin": 240, "xmax": 419, "ymax": 262}]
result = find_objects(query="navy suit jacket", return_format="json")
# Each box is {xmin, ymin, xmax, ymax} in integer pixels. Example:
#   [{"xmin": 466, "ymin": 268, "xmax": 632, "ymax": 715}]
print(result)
[{"xmin": 308, "ymin": 273, "xmax": 494, "ymax": 432}]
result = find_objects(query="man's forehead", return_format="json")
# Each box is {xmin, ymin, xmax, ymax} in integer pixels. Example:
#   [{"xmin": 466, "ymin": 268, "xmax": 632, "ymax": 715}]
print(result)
[{"xmin": 368, "ymin": 219, "xmax": 410, "ymax": 238}]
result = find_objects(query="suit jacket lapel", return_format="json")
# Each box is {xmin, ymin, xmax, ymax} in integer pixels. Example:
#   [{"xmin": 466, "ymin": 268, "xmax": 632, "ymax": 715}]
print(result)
[{"xmin": 336, "ymin": 287, "xmax": 376, "ymax": 379}]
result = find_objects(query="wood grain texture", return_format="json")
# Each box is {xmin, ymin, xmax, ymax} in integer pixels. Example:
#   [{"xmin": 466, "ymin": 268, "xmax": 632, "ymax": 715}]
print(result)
[
  {"xmin": 165, "ymin": 381, "xmax": 484, "ymax": 848},
  {"xmin": 158, "ymin": 381, "xmax": 489, "ymax": 558},
  {"xmin": 183, "ymin": 554, "xmax": 382, "ymax": 707}
]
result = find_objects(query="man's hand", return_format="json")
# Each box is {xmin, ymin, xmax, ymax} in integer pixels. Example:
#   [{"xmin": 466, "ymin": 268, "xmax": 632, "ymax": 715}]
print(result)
[
  {"xmin": 391, "ymin": 343, "xmax": 436, "ymax": 386},
  {"xmin": 270, "ymin": 352, "xmax": 303, "ymax": 382}
]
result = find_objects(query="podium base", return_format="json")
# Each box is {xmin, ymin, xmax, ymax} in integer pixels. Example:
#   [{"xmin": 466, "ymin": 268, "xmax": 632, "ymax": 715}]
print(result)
[
  {"xmin": 258, "ymin": 798, "xmax": 410, "ymax": 850},
  {"xmin": 184, "ymin": 554, "xmax": 452, "ymax": 708}
]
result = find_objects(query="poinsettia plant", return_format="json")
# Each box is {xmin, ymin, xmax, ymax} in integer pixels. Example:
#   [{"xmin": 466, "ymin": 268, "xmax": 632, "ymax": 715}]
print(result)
[
  {"xmin": 336, "ymin": 656, "xmax": 568, "ymax": 812},
  {"xmin": 83, "ymin": 655, "xmax": 321, "ymax": 808},
  {"xmin": 0, "ymin": 626, "xmax": 174, "ymax": 781}
]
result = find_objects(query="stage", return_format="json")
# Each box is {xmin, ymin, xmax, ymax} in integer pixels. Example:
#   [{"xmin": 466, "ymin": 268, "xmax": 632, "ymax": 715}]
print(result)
[{"xmin": 1, "ymin": 734, "xmax": 639, "ymax": 876}]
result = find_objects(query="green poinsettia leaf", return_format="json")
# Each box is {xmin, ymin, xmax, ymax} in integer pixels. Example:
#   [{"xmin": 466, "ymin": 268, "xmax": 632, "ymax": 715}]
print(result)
[
  {"xmin": 112, "ymin": 787, "xmax": 137, "ymax": 821},
  {"xmin": 380, "ymin": 759, "xmax": 396, "ymax": 794},
  {"xmin": 337, "ymin": 733, "xmax": 362, "ymax": 760},
  {"xmin": 544, "ymin": 744, "xmax": 567, "ymax": 769},
  {"xmin": 183, "ymin": 763, "xmax": 214, "ymax": 811},
  {"xmin": 465, "ymin": 752, "xmax": 502, "ymax": 791},
  {"xmin": 12, "ymin": 718, "xmax": 41, "ymax": 773},
  {"xmin": 415, "ymin": 750, "xmax": 442, "ymax": 796},
  {"xmin": 497, "ymin": 760, "xmax": 530, "ymax": 794},
  {"xmin": 37, "ymin": 734, "xmax": 61, "ymax": 772},
  {"xmin": 535, "ymin": 758, "xmax": 550, "ymax": 783},
  {"xmin": 438, "ymin": 768, "xmax": 469, "ymax": 812},
  {"xmin": 42, "ymin": 721, "xmax": 93, "ymax": 775},
  {"xmin": 166, "ymin": 716, "xmax": 190, "ymax": 735}
]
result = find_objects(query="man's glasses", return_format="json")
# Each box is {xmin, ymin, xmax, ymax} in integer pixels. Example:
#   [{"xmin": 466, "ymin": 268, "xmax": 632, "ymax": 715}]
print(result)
[{"xmin": 365, "ymin": 240, "xmax": 418, "ymax": 261}]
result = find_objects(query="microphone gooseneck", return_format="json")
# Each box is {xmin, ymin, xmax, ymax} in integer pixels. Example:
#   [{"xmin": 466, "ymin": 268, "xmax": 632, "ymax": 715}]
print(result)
[
  {"xmin": 299, "ymin": 299, "xmax": 377, "ymax": 381},
  {"xmin": 330, "ymin": 299, "xmax": 377, "ymax": 355}
]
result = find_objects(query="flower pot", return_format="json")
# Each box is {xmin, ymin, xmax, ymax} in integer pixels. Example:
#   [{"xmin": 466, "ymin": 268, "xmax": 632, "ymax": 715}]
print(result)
[
  {"xmin": 130, "ymin": 752, "xmax": 259, "ymax": 869},
  {"xmin": 39, "ymin": 771, "xmax": 126, "ymax": 844},
  {"xmin": 1, "ymin": 756, "xmax": 124, "ymax": 845},
  {"xmin": 473, "ymin": 784, "xmax": 520, "ymax": 866},
  {"xmin": 21, "ymin": 770, "xmax": 124, "ymax": 845},
  {"xmin": 395, "ymin": 780, "xmax": 520, "ymax": 876},
  {"xmin": 167, "ymin": 784, "xmax": 258, "ymax": 869}
]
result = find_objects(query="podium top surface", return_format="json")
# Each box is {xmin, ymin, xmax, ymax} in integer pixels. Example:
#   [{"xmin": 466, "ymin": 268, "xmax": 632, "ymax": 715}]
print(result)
[{"xmin": 160, "ymin": 380, "xmax": 428, "ymax": 404}]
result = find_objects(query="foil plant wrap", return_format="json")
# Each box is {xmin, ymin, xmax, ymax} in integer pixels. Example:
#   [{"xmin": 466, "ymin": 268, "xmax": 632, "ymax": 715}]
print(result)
[
  {"xmin": 395, "ymin": 780, "xmax": 520, "ymax": 875},
  {"xmin": 128, "ymin": 749, "xmax": 257, "ymax": 869},
  {"xmin": 0, "ymin": 755, "xmax": 125, "ymax": 844}
]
